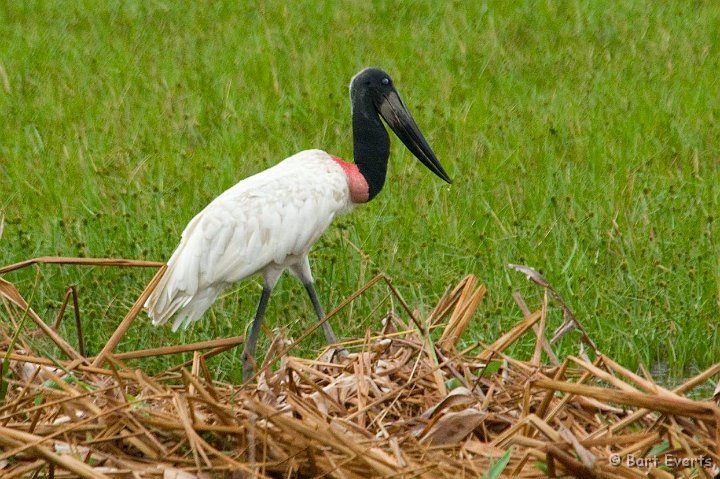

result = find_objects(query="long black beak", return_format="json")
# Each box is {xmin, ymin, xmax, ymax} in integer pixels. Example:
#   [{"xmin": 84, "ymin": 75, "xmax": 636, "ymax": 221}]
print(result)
[{"xmin": 376, "ymin": 90, "xmax": 452, "ymax": 184}]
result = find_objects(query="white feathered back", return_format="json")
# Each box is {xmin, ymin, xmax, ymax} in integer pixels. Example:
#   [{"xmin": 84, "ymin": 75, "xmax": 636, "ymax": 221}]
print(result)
[{"xmin": 144, "ymin": 150, "xmax": 352, "ymax": 330}]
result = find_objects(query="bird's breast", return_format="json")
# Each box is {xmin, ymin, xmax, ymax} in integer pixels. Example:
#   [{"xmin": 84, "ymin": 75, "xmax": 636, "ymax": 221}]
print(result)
[{"xmin": 330, "ymin": 155, "xmax": 370, "ymax": 204}]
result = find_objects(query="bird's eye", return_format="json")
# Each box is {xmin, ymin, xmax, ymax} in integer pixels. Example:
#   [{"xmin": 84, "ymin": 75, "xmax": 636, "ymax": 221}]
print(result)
[{"xmin": 381, "ymin": 78, "xmax": 390, "ymax": 86}]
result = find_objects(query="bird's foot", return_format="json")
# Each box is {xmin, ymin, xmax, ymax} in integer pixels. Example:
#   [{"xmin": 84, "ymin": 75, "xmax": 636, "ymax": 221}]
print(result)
[
  {"xmin": 241, "ymin": 351, "xmax": 256, "ymax": 384},
  {"xmin": 322, "ymin": 327, "xmax": 348, "ymax": 360},
  {"xmin": 330, "ymin": 344, "xmax": 349, "ymax": 362}
]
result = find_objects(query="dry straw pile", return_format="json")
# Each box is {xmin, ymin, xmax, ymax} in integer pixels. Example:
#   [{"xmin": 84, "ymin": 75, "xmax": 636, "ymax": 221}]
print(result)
[{"xmin": 0, "ymin": 257, "xmax": 719, "ymax": 478}]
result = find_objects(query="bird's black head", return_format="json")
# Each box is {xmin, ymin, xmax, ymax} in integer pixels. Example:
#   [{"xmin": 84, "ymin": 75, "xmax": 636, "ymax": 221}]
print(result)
[
  {"xmin": 349, "ymin": 67, "xmax": 396, "ymax": 111},
  {"xmin": 349, "ymin": 67, "xmax": 451, "ymax": 185}
]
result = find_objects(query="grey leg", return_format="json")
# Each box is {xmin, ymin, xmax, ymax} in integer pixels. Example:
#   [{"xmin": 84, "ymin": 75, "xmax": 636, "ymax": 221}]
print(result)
[
  {"xmin": 241, "ymin": 286, "xmax": 272, "ymax": 383},
  {"xmin": 303, "ymin": 281, "xmax": 339, "ymax": 344},
  {"xmin": 290, "ymin": 256, "xmax": 340, "ymax": 345}
]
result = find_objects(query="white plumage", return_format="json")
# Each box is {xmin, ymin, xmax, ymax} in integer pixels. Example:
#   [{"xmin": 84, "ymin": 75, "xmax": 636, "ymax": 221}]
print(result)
[{"xmin": 144, "ymin": 149, "xmax": 353, "ymax": 331}]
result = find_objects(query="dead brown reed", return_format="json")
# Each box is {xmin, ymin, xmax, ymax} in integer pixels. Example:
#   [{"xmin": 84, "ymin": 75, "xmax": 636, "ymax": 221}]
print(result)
[{"xmin": 0, "ymin": 258, "xmax": 718, "ymax": 478}]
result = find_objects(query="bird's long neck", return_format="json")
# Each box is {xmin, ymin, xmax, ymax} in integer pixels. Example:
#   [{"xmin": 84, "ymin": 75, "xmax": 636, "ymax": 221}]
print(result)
[{"xmin": 352, "ymin": 100, "xmax": 389, "ymax": 201}]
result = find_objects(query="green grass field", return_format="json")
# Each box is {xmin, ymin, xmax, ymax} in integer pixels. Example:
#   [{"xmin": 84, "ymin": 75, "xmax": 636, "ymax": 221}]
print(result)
[{"xmin": 2, "ymin": 1, "xmax": 719, "ymax": 383}]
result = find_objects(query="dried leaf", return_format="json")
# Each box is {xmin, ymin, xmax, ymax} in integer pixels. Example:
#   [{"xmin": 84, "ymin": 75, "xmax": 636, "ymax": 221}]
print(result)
[
  {"xmin": 420, "ymin": 408, "xmax": 486, "ymax": 445},
  {"xmin": 421, "ymin": 386, "xmax": 477, "ymax": 419}
]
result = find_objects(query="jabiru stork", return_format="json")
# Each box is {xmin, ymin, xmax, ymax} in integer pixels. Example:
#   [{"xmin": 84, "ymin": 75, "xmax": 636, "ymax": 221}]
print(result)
[{"xmin": 145, "ymin": 67, "xmax": 451, "ymax": 381}]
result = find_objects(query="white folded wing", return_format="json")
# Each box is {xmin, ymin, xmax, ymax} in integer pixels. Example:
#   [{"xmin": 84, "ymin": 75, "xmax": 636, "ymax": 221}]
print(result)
[{"xmin": 144, "ymin": 149, "xmax": 352, "ymax": 331}]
